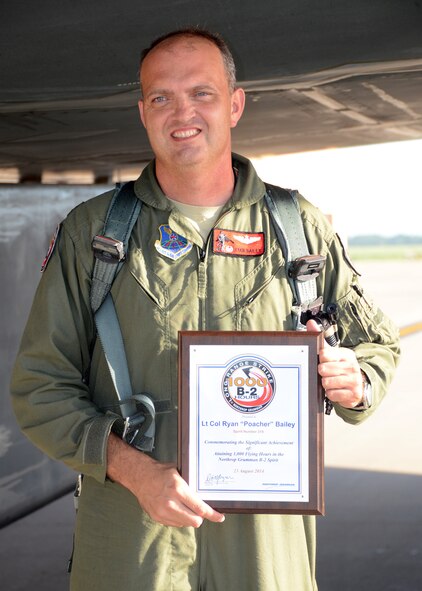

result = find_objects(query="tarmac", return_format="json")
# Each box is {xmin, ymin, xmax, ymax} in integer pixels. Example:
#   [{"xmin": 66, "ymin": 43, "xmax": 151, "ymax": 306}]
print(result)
[{"xmin": 1, "ymin": 259, "xmax": 421, "ymax": 590}]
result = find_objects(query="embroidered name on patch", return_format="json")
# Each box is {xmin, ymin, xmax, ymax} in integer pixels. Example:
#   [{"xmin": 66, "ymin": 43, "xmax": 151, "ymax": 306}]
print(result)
[
  {"xmin": 213, "ymin": 229, "xmax": 265, "ymax": 256},
  {"xmin": 155, "ymin": 224, "xmax": 193, "ymax": 260}
]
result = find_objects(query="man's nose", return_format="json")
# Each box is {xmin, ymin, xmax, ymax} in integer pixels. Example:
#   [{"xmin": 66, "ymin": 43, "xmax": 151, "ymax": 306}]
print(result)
[{"xmin": 173, "ymin": 96, "xmax": 195, "ymax": 119}]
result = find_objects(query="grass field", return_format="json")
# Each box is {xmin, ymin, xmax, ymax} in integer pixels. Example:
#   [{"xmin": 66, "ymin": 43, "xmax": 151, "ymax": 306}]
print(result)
[{"xmin": 349, "ymin": 244, "xmax": 422, "ymax": 260}]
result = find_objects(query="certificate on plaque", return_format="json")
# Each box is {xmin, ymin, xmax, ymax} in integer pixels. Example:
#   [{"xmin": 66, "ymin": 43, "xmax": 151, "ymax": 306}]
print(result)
[{"xmin": 178, "ymin": 331, "xmax": 325, "ymax": 515}]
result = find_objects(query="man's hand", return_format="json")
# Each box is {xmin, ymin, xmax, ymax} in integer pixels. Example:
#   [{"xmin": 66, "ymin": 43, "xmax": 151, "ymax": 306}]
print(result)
[
  {"xmin": 306, "ymin": 319, "xmax": 364, "ymax": 409},
  {"xmin": 107, "ymin": 433, "xmax": 225, "ymax": 528}
]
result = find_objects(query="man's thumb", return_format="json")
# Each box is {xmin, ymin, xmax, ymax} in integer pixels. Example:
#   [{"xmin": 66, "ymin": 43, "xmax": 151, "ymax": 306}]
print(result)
[{"xmin": 306, "ymin": 318, "xmax": 325, "ymax": 349}]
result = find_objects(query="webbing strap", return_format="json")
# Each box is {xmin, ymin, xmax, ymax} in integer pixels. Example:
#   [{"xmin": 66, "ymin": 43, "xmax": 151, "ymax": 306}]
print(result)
[
  {"xmin": 89, "ymin": 182, "xmax": 156, "ymax": 450},
  {"xmin": 130, "ymin": 394, "xmax": 156, "ymax": 452},
  {"xmin": 264, "ymin": 184, "xmax": 317, "ymax": 307},
  {"xmin": 90, "ymin": 181, "xmax": 141, "ymax": 314},
  {"xmin": 95, "ymin": 293, "xmax": 137, "ymax": 418}
]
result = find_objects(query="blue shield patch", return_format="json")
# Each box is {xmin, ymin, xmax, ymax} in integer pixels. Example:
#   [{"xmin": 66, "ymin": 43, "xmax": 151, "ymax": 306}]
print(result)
[{"xmin": 154, "ymin": 225, "xmax": 193, "ymax": 260}]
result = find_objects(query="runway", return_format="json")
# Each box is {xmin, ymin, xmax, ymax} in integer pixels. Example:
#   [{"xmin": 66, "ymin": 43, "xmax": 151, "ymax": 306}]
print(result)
[
  {"xmin": 1, "ymin": 259, "xmax": 421, "ymax": 590},
  {"xmin": 318, "ymin": 259, "xmax": 422, "ymax": 590}
]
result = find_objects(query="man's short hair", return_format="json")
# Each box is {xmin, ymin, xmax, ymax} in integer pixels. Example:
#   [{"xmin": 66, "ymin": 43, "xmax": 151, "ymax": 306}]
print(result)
[{"xmin": 140, "ymin": 28, "xmax": 237, "ymax": 93}]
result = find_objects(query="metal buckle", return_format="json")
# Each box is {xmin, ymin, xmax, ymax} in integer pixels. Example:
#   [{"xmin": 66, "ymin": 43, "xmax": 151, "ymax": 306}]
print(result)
[
  {"xmin": 122, "ymin": 411, "xmax": 145, "ymax": 444},
  {"xmin": 289, "ymin": 255, "xmax": 326, "ymax": 282},
  {"xmin": 92, "ymin": 235, "xmax": 125, "ymax": 264}
]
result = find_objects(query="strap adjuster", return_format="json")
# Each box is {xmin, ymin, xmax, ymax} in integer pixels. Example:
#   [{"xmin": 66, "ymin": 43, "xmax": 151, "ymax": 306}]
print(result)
[
  {"xmin": 289, "ymin": 255, "xmax": 326, "ymax": 282},
  {"xmin": 92, "ymin": 235, "xmax": 125, "ymax": 264}
]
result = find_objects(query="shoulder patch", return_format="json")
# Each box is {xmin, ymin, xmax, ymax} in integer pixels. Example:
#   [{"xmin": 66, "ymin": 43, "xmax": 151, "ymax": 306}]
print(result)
[
  {"xmin": 41, "ymin": 224, "xmax": 61, "ymax": 272},
  {"xmin": 213, "ymin": 229, "xmax": 265, "ymax": 256}
]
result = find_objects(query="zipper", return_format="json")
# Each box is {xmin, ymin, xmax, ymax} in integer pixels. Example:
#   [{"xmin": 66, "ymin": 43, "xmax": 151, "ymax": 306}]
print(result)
[
  {"xmin": 244, "ymin": 295, "xmax": 256, "ymax": 307},
  {"xmin": 199, "ymin": 247, "xmax": 206, "ymax": 263},
  {"xmin": 197, "ymin": 246, "xmax": 207, "ymax": 330},
  {"xmin": 241, "ymin": 275, "xmax": 274, "ymax": 309},
  {"xmin": 351, "ymin": 283, "xmax": 372, "ymax": 309},
  {"xmin": 196, "ymin": 207, "xmax": 233, "ymax": 330},
  {"xmin": 352, "ymin": 284, "xmax": 363, "ymax": 297},
  {"xmin": 349, "ymin": 300, "xmax": 371, "ymax": 339},
  {"xmin": 129, "ymin": 270, "xmax": 164, "ymax": 308}
]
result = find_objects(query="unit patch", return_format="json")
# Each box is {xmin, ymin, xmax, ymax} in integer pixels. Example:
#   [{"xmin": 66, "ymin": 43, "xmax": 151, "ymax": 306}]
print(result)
[
  {"xmin": 155, "ymin": 224, "xmax": 193, "ymax": 260},
  {"xmin": 41, "ymin": 223, "xmax": 61, "ymax": 272},
  {"xmin": 213, "ymin": 229, "xmax": 265, "ymax": 256}
]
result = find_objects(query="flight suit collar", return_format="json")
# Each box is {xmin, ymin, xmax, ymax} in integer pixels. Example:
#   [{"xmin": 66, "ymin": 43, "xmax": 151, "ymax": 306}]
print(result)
[{"xmin": 133, "ymin": 153, "xmax": 267, "ymax": 212}]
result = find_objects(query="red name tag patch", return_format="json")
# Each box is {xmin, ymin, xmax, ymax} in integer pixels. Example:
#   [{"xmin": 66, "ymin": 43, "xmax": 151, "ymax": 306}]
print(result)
[{"xmin": 213, "ymin": 229, "xmax": 265, "ymax": 256}]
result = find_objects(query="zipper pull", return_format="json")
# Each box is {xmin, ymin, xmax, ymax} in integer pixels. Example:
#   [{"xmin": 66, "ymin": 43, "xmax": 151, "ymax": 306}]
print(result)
[{"xmin": 243, "ymin": 295, "xmax": 256, "ymax": 308}]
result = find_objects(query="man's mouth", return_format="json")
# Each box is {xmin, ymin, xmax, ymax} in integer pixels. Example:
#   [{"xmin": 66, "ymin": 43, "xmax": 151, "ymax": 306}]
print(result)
[{"xmin": 171, "ymin": 128, "xmax": 201, "ymax": 140}]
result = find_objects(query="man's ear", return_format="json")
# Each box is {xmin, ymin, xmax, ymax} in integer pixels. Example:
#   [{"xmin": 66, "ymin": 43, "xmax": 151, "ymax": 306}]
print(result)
[
  {"xmin": 138, "ymin": 100, "xmax": 146, "ymax": 128},
  {"xmin": 230, "ymin": 88, "xmax": 246, "ymax": 128}
]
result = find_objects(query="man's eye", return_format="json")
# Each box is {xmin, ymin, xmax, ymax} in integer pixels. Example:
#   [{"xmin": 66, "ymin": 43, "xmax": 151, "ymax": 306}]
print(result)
[{"xmin": 151, "ymin": 96, "xmax": 167, "ymax": 104}]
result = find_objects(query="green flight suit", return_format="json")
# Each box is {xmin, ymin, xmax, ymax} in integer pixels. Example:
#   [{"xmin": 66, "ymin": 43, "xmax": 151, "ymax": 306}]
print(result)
[{"xmin": 11, "ymin": 154, "xmax": 400, "ymax": 591}]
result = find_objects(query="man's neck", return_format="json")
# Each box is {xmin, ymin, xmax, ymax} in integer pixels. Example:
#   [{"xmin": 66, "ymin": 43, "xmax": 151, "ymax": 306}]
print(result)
[{"xmin": 155, "ymin": 157, "xmax": 235, "ymax": 206}]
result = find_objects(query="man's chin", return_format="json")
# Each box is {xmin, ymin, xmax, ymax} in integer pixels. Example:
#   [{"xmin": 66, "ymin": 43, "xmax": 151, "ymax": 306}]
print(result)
[{"xmin": 170, "ymin": 146, "xmax": 208, "ymax": 168}]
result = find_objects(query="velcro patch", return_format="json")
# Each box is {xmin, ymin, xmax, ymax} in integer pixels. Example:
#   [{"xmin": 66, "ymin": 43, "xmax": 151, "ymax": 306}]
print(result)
[
  {"xmin": 213, "ymin": 229, "xmax": 265, "ymax": 256},
  {"xmin": 155, "ymin": 224, "xmax": 192, "ymax": 260},
  {"xmin": 41, "ymin": 223, "xmax": 61, "ymax": 272}
]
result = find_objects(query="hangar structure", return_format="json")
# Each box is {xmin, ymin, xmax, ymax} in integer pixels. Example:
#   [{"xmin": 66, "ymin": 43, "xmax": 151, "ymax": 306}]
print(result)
[{"xmin": 1, "ymin": 0, "xmax": 422, "ymax": 182}]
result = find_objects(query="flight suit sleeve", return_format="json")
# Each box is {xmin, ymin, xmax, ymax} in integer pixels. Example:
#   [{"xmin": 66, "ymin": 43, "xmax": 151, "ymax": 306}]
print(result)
[
  {"xmin": 318, "ymin": 230, "xmax": 400, "ymax": 425},
  {"xmin": 10, "ymin": 220, "xmax": 118, "ymax": 483},
  {"xmin": 300, "ymin": 197, "xmax": 400, "ymax": 425}
]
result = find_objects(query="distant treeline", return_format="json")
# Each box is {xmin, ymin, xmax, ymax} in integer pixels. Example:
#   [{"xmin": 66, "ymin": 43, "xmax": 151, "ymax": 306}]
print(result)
[{"xmin": 349, "ymin": 235, "xmax": 422, "ymax": 246}]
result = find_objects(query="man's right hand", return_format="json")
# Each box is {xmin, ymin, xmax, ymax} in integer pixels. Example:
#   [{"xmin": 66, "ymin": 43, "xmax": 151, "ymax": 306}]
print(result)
[{"xmin": 107, "ymin": 433, "xmax": 225, "ymax": 528}]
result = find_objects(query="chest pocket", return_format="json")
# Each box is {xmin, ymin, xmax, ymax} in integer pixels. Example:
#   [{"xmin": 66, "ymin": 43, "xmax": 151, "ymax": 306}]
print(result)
[
  {"xmin": 96, "ymin": 250, "xmax": 174, "ymax": 406},
  {"xmin": 233, "ymin": 242, "xmax": 293, "ymax": 331}
]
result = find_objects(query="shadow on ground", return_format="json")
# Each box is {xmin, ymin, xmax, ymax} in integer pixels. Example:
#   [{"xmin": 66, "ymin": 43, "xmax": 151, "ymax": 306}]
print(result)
[
  {"xmin": 317, "ymin": 468, "xmax": 422, "ymax": 591},
  {"xmin": 0, "ymin": 467, "xmax": 421, "ymax": 590}
]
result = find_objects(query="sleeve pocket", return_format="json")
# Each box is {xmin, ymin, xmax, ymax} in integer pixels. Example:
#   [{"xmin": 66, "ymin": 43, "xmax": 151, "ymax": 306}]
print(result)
[{"xmin": 336, "ymin": 280, "xmax": 398, "ymax": 348}]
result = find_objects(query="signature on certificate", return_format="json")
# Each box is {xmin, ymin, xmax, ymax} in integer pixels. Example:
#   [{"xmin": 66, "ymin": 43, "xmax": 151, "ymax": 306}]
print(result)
[{"xmin": 205, "ymin": 473, "xmax": 235, "ymax": 486}]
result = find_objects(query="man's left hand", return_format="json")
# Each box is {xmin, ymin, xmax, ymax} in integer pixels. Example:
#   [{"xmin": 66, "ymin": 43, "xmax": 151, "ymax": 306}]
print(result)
[{"xmin": 306, "ymin": 319, "xmax": 364, "ymax": 409}]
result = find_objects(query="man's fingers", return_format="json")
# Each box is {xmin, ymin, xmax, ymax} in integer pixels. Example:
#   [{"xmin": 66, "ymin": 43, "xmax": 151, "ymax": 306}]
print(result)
[
  {"xmin": 306, "ymin": 319, "xmax": 363, "ymax": 408},
  {"xmin": 156, "ymin": 490, "xmax": 224, "ymax": 528},
  {"xmin": 319, "ymin": 347, "xmax": 358, "ymax": 364},
  {"xmin": 137, "ymin": 462, "xmax": 225, "ymax": 528},
  {"xmin": 179, "ymin": 485, "xmax": 225, "ymax": 524},
  {"xmin": 154, "ymin": 497, "xmax": 207, "ymax": 528}
]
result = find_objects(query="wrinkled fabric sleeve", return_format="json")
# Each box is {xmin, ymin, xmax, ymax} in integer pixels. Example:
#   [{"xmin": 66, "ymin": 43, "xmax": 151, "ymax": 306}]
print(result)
[
  {"xmin": 10, "ymin": 220, "xmax": 118, "ymax": 483},
  {"xmin": 301, "ymin": 197, "xmax": 400, "ymax": 425}
]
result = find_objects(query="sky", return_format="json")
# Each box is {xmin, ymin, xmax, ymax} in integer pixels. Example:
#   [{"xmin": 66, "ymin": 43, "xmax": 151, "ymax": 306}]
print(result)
[{"xmin": 251, "ymin": 139, "xmax": 422, "ymax": 239}]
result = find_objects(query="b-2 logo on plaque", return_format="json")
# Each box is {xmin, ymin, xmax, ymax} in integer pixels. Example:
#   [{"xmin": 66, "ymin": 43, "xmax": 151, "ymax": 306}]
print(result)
[{"xmin": 222, "ymin": 356, "xmax": 276, "ymax": 413}]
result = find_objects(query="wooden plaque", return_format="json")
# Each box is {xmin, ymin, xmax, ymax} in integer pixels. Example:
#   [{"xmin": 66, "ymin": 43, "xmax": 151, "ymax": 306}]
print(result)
[{"xmin": 178, "ymin": 331, "xmax": 325, "ymax": 515}]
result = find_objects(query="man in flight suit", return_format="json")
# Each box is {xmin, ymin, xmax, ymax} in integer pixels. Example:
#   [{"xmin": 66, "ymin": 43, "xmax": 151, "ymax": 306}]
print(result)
[{"xmin": 11, "ymin": 29, "xmax": 400, "ymax": 590}]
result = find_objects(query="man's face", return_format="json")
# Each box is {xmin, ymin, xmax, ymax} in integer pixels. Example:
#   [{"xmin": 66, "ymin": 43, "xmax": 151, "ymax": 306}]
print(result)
[{"xmin": 138, "ymin": 36, "xmax": 245, "ymax": 172}]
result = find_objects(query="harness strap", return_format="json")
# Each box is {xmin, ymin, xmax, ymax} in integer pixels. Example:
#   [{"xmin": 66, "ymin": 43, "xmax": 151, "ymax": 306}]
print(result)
[
  {"xmin": 90, "ymin": 181, "xmax": 157, "ymax": 451},
  {"xmin": 90, "ymin": 181, "xmax": 141, "ymax": 314},
  {"xmin": 124, "ymin": 394, "xmax": 156, "ymax": 452},
  {"xmin": 95, "ymin": 293, "xmax": 137, "ymax": 418},
  {"xmin": 264, "ymin": 184, "xmax": 320, "ymax": 327}
]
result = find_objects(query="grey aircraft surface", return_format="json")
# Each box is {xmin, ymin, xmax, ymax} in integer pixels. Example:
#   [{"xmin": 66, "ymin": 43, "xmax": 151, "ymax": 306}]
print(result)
[
  {"xmin": 1, "ymin": 1, "xmax": 422, "ymax": 527},
  {"xmin": 1, "ymin": 1, "xmax": 422, "ymax": 180}
]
